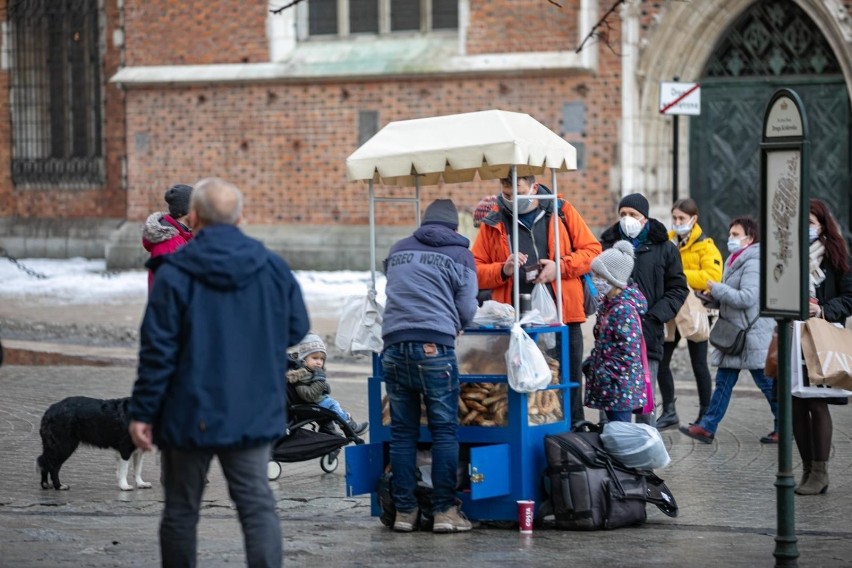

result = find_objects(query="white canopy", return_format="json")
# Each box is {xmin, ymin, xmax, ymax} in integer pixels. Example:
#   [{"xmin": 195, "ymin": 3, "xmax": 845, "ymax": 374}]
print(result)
[{"xmin": 346, "ymin": 109, "xmax": 577, "ymax": 187}]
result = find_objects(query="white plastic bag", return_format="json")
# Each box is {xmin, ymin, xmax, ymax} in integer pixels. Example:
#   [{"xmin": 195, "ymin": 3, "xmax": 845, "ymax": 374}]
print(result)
[
  {"xmin": 531, "ymin": 283, "xmax": 558, "ymax": 324},
  {"xmin": 335, "ymin": 290, "xmax": 384, "ymax": 355},
  {"xmin": 505, "ymin": 323, "xmax": 551, "ymax": 393},
  {"xmin": 600, "ymin": 421, "xmax": 670, "ymax": 470},
  {"xmin": 472, "ymin": 300, "xmax": 515, "ymax": 327}
]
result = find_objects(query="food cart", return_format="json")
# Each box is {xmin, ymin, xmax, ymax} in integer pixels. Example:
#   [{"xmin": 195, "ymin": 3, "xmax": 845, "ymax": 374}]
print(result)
[{"xmin": 343, "ymin": 109, "xmax": 578, "ymax": 522}]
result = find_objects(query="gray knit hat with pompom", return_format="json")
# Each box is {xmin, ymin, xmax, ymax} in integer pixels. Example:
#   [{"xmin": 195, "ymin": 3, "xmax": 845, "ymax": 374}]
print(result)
[{"xmin": 591, "ymin": 241, "xmax": 635, "ymax": 289}]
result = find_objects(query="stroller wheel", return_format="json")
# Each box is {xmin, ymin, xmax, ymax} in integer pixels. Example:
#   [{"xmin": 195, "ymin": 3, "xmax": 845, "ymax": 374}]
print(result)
[
  {"xmin": 320, "ymin": 453, "xmax": 339, "ymax": 473},
  {"xmin": 267, "ymin": 460, "xmax": 282, "ymax": 481}
]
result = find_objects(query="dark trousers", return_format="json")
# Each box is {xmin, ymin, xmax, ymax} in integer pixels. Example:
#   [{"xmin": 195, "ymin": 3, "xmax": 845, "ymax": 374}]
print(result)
[
  {"xmin": 560, "ymin": 322, "xmax": 584, "ymax": 426},
  {"xmin": 160, "ymin": 444, "xmax": 281, "ymax": 568},
  {"xmin": 658, "ymin": 329, "xmax": 712, "ymax": 408}
]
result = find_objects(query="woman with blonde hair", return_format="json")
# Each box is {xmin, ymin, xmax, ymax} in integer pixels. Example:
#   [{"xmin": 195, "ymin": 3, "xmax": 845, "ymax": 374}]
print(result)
[{"xmin": 792, "ymin": 198, "xmax": 852, "ymax": 495}]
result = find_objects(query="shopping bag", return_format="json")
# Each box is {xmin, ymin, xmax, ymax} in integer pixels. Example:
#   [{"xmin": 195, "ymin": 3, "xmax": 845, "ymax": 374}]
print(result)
[
  {"xmin": 531, "ymin": 283, "xmax": 559, "ymax": 324},
  {"xmin": 801, "ymin": 318, "xmax": 852, "ymax": 390},
  {"xmin": 675, "ymin": 290, "xmax": 710, "ymax": 342},
  {"xmin": 790, "ymin": 321, "xmax": 852, "ymax": 398},
  {"xmin": 335, "ymin": 289, "xmax": 384, "ymax": 355},
  {"xmin": 505, "ymin": 323, "xmax": 551, "ymax": 393}
]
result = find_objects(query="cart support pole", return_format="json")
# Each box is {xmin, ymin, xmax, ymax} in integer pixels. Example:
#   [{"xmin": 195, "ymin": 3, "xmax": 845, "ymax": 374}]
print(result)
[
  {"xmin": 369, "ymin": 179, "xmax": 376, "ymax": 290},
  {"xmin": 551, "ymin": 169, "xmax": 563, "ymax": 322},
  {"xmin": 511, "ymin": 166, "xmax": 520, "ymax": 322}
]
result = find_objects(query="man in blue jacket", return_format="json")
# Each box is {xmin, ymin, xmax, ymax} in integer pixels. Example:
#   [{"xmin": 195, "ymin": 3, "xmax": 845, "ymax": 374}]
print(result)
[
  {"xmin": 382, "ymin": 199, "xmax": 479, "ymax": 534},
  {"xmin": 129, "ymin": 177, "xmax": 309, "ymax": 568}
]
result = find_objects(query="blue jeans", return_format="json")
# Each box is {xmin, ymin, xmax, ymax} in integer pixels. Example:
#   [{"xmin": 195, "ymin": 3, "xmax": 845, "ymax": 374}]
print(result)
[
  {"xmin": 698, "ymin": 367, "xmax": 778, "ymax": 434},
  {"xmin": 160, "ymin": 444, "xmax": 281, "ymax": 568},
  {"xmin": 317, "ymin": 395, "xmax": 349, "ymax": 422},
  {"xmin": 382, "ymin": 341, "xmax": 459, "ymax": 514},
  {"xmin": 606, "ymin": 410, "xmax": 633, "ymax": 422}
]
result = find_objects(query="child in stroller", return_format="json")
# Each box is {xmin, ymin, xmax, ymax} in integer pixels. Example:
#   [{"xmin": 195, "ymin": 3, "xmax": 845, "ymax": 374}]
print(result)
[{"xmin": 267, "ymin": 334, "xmax": 367, "ymax": 480}]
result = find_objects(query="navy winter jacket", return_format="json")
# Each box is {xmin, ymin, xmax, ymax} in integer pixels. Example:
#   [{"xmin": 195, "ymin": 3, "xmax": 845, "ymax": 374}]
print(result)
[
  {"xmin": 130, "ymin": 224, "xmax": 310, "ymax": 450},
  {"xmin": 382, "ymin": 224, "xmax": 479, "ymax": 348}
]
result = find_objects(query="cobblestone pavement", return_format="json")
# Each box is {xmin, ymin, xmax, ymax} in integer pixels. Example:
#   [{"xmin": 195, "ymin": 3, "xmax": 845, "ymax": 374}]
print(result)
[{"xmin": 2, "ymin": 363, "xmax": 852, "ymax": 567}]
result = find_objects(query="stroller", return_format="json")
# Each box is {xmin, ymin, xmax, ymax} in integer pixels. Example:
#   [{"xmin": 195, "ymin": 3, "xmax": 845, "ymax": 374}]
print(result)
[{"xmin": 267, "ymin": 382, "xmax": 365, "ymax": 481}]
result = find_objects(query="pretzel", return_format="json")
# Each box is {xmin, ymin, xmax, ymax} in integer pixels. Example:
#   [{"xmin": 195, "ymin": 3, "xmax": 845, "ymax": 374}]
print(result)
[
  {"xmin": 462, "ymin": 391, "xmax": 487, "ymax": 402},
  {"xmin": 539, "ymin": 390, "xmax": 558, "ymax": 414},
  {"xmin": 458, "ymin": 396, "xmax": 469, "ymax": 414},
  {"xmin": 493, "ymin": 407, "xmax": 507, "ymax": 425},
  {"xmin": 467, "ymin": 400, "xmax": 488, "ymax": 413},
  {"xmin": 461, "ymin": 410, "xmax": 480, "ymax": 425},
  {"xmin": 482, "ymin": 393, "xmax": 508, "ymax": 407}
]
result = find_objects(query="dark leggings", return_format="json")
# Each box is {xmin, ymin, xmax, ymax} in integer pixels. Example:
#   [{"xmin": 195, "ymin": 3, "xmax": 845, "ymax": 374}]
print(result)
[
  {"xmin": 792, "ymin": 397, "xmax": 833, "ymax": 462},
  {"xmin": 658, "ymin": 328, "xmax": 713, "ymax": 407}
]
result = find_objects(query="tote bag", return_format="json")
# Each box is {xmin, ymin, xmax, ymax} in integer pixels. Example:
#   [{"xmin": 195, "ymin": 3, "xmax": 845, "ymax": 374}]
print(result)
[
  {"xmin": 675, "ymin": 290, "xmax": 710, "ymax": 342},
  {"xmin": 790, "ymin": 321, "xmax": 852, "ymax": 398},
  {"xmin": 801, "ymin": 317, "xmax": 852, "ymax": 390}
]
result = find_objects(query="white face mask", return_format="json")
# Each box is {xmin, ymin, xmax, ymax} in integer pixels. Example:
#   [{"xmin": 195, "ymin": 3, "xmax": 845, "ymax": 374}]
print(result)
[
  {"xmin": 502, "ymin": 184, "xmax": 537, "ymax": 214},
  {"xmin": 727, "ymin": 237, "xmax": 743, "ymax": 253},
  {"xmin": 809, "ymin": 227, "xmax": 820, "ymax": 243},
  {"xmin": 620, "ymin": 216, "xmax": 643, "ymax": 239},
  {"xmin": 672, "ymin": 216, "xmax": 694, "ymax": 236}
]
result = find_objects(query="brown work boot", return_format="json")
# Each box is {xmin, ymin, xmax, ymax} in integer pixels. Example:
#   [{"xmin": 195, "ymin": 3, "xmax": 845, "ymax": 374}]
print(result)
[
  {"xmin": 393, "ymin": 508, "xmax": 419, "ymax": 532},
  {"xmin": 432, "ymin": 505, "xmax": 472, "ymax": 533}
]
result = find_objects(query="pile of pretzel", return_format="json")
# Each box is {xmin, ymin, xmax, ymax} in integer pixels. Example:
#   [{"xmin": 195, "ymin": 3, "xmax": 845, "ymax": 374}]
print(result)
[{"xmin": 380, "ymin": 355, "xmax": 563, "ymax": 427}]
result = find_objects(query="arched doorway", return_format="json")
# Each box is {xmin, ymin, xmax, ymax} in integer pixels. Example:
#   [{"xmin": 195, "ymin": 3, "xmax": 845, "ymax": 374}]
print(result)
[{"xmin": 690, "ymin": 0, "xmax": 850, "ymax": 244}]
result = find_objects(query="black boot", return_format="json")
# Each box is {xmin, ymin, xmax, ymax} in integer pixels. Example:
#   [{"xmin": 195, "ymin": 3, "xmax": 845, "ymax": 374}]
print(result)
[
  {"xmin": 690, "ymin": 405, "xmax": 708, "ymax": 426},
  {"xmin": 347, "ymin": 419, "xmax": 369, "ymax": 436},
  {"xmin": 656, "ymin": 400, "xmax": 679, "ymax": 431}
]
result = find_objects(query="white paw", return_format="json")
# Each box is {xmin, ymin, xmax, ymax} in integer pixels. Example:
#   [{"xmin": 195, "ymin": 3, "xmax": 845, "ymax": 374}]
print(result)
[
  {"xmin": 136, "ymin": 481, "xmax": 152, "ymax": 489},
  {"xmin": 119, "ymin": 482, "xmax": 133, "ymax": 491}
]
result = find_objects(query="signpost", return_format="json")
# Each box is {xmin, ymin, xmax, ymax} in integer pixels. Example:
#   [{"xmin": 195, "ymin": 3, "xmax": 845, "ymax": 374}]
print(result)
[
  {"xmin": 660, "ymin": 80, "xmax": 701, "ymax": 202},
  {"xmin": 759, "ymin": 88, "xmax": 809, "ymax": 567}
]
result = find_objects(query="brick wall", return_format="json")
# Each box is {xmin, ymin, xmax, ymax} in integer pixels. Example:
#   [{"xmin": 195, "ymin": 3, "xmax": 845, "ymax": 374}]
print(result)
[
  {"xmin": 0, "ymin": 0, "xmax": 126, "ymax": 219},
  {"xmin": 123, "ymin": 0, "xmax": 269, "ymax": 66},
  {"xmin": 466, "ymin": 0, "xmax": 578, "ymax": 55},
  {"xmin": 125, "ymin": 69, "xmax": 622, "ymax": 228}
]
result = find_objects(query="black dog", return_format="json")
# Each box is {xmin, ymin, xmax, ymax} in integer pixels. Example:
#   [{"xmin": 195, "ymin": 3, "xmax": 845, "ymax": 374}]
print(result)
[{"xmin": 37, "ymin": 396, "xmax": 151, "ymax": 491}]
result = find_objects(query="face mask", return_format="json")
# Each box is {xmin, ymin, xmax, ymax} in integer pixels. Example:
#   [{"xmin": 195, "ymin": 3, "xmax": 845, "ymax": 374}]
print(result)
[
  {"xmin": 592, "ymin": 277, "xmax": 612, "ymax": 297},
  {"xmin": 672, "ymin": 216, "xmax": 694, "ymax": 236},
  {"xmin": 501, "ymin": 185, "xmax": 537, "ymax": 214},
  {"xmin": 620, "ymin": 216, "xmax": 643, "ymax": 239},
  {"xmin": 727, "ymin": 237, "xmax": 743, "ymax": 253},
  {"xmin": 809, "ymin": 227, "xmax": 820, "ymax": 243}
]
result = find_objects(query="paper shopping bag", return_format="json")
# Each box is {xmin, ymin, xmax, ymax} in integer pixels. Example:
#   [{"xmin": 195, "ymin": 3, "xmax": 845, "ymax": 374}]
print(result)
[
  {"xmin": 791, "ymin": 321, "xmax": 852, "ymax": 398},
  {"xmin": 675, "ymin": 290, "xmax": 710, "ymax": 342},
  {"xmin": 801, "ymin": 318, "xmax": 852, "ymax": 390}
]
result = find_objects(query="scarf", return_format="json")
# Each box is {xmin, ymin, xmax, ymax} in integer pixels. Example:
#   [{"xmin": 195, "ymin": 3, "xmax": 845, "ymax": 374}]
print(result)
[{"xmin": 809, "ymin": 239, "xmax": 826, "ymax": 297}]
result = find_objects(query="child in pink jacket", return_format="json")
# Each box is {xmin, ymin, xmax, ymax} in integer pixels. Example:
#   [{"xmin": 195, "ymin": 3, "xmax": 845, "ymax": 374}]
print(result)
[{"xmin": 142, "ymin": 184, "xmax": 193, "ymax": 292}]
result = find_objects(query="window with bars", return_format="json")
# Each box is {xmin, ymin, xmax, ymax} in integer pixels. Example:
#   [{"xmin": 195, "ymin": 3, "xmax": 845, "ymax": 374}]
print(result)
[
  {"xmin": 8, "ymin": 0, "xmax": 104, "ymax": 187},
  {"xmin": 305, "ymin": 0, "xmax": 457, "ymax": 37}
]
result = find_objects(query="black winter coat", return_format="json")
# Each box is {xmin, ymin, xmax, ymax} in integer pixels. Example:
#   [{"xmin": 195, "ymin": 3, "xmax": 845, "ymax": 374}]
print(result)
[
  {"xmin": 600, "ymin": 218, "xmax": 688, "ymax": 361},
  {"xmin": 816, "ymin": 255, "xmax": 852, "ymax": 326}
]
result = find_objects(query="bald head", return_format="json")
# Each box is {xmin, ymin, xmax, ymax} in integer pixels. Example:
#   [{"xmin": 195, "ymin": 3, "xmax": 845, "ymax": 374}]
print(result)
[{"xmin": 190, "ymin": 178, "xmax": 243, "ymax": 229}]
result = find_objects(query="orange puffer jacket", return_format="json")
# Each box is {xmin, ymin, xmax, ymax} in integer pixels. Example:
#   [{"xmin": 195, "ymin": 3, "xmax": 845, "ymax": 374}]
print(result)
[{"xmin": 472, "ymin": 197, "xmax": 601, "ymax": 324}]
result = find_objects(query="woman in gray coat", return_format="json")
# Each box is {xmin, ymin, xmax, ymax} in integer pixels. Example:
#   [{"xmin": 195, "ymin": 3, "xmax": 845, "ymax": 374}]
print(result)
[{"xmin": 680, "ymin": 216, "xmax": 777, "ymax": 444}]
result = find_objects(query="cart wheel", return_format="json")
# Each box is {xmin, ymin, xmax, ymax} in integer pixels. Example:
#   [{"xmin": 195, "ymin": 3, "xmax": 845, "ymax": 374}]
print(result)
[
  {"xmin": 320, "ymin": 454, "xmax": 339, "ymax": 473},
  {"xmin": 267, "ymin": 460, "xmax": 282, "ymax": 481}
]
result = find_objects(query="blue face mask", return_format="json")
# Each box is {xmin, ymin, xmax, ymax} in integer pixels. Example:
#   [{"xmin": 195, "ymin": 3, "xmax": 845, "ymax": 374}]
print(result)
[
  {"xmin": 727, "ymin": 237, "xmax": 742, "ymax": 253},
  {"xmin": 809, "ymin": 227, "xmax": 820, "ymax": 243}
]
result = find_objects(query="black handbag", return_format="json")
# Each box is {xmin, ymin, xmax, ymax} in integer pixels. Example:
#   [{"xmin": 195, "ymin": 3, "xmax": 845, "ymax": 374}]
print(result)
[{"xmin": 709, "ymin": 313, "xmax": 759, "ymax": 356}]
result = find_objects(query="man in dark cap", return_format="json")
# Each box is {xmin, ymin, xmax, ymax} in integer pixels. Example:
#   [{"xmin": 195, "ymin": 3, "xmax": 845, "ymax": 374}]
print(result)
[
  {"xmin": 599, "ymin": 192, "xmax": 688, "ymax": 428},
  {"xmin": 381, "ymin": 198, "xmax": 478, "ymax": 534},
  {"xmin": 142, "ymin": 184, "xmax": 194, "ymax": 292}
]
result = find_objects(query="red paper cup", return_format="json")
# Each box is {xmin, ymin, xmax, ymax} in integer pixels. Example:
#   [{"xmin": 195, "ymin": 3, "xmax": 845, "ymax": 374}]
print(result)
[{"xmin": 517, "ymin": 500, "xmax": 534, "ymax": 533}]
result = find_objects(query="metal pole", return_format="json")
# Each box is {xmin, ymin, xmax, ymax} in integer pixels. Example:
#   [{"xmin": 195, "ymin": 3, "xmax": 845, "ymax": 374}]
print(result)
[
  {"xmin": 550, "ymin": 169, "xmax": 563, "ymax": 323},
  {"xmin": 672, "ymin": 114, "xmax": 679, "ymax": 203},
  {"xmin": 368, "ymin": 179, "xmax": 376, "ymax": 291},
  {"xmin": 774, "ymin": 318, "xmax": 799, "ymax": 566},
  {"xmin": 512, "ymin": 166, "xmax": 520, "ymax": 322}
]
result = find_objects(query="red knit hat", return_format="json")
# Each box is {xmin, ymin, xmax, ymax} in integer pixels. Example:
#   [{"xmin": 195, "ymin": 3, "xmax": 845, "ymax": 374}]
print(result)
[{"xmin": 473, "ymin": 195, "xmax": 498, "ymax": 227}]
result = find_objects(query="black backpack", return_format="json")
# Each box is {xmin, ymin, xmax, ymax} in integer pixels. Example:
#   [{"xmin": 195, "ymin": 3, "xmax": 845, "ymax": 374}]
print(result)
[{"xmin": 543, "ymin": 422, "xmax": 678, "ymax": 530}]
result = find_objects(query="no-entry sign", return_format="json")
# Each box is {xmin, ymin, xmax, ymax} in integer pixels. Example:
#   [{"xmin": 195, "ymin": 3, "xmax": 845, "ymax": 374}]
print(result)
[{"xmin": 660, "ymin": 82, "xmax": 701, "ymax": 115}]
